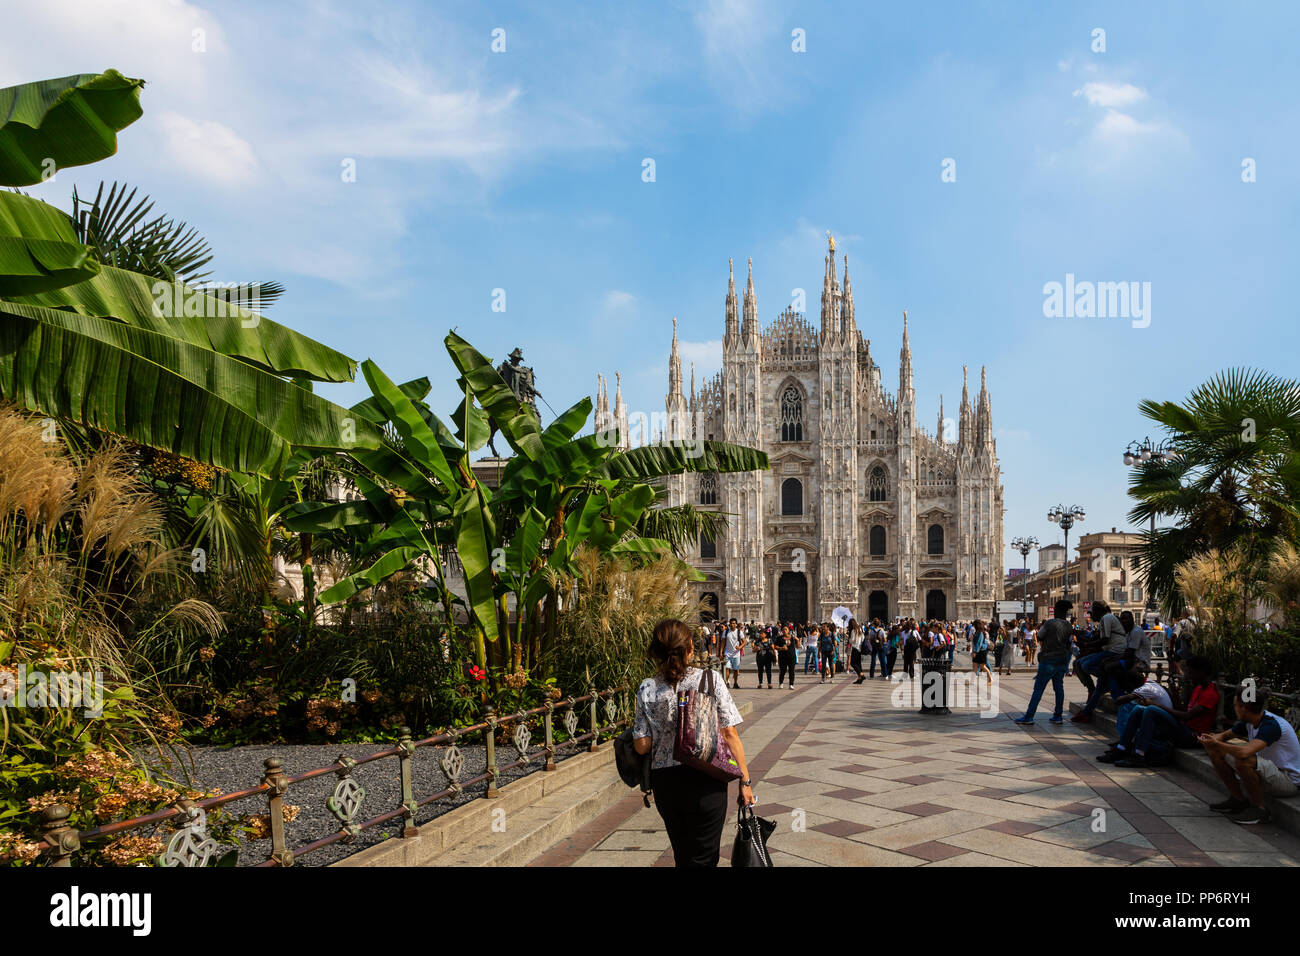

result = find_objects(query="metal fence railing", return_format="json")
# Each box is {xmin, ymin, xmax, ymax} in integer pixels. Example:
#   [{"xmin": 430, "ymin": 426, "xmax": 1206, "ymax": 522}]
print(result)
[{"xmin": 20, "ymin": 685, "xmax": 631, "ymax": 868}]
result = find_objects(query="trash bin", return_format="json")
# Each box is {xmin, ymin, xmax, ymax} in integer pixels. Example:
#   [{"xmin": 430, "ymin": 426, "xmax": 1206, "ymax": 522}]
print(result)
[{"xmin": 919, "ymin": 652, "xmax": 951, "ymax": 715}]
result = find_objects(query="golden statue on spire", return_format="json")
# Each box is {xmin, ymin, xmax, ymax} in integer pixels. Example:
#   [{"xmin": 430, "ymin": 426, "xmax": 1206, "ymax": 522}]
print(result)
[{"xmin": 827, "ymin": 230, "xmax": 835, "ymax": 253}]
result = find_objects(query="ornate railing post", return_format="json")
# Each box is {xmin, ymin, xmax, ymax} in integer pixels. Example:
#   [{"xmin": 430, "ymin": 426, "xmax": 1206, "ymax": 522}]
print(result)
[
  {"xmin": 262, "ymin": 757, "xmax": 293, "ymax": 867},
  {"xmin": 326, "ymin": 756, "xmax": 365, "ymax": 844},
  {"xmin": 588, "ymin": 684, "xmax": 599, "ymax": 753},
  {"xmin": 483, "ymin": 704, "xmax": 501, "ymax": 797},
  {"xmin": 397, "ymin": 726, "xmax": 419, "ymax": 837},
  {"xmin": 40, "ymin": 804, "xmax": 79, "ymax": 866},
  {"xmin": 543, "ymin": 699, "xmax": 556, "ymax": 771}
]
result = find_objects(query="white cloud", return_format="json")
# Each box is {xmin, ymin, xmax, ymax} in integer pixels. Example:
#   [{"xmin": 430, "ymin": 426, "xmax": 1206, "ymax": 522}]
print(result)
[
  {"xmin": 1074, "ymin": 81, "xmax": 1147, "ymax": 108},
  {"xmin": 678, "ymin": 339, "xmax": 723, "ymax": 375},
  {"xmin": 602, "ymin": 290, "xmax": 636, "ymax": 311},
  {"xmin": 157, "ymin": 113, "xmax": 259, "ymax": 186}
]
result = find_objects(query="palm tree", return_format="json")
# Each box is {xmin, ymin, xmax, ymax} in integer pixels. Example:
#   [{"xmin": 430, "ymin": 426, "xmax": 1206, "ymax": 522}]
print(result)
[{"xmin": 1128, "ymin": 368, "xmax": 1300, "ymax": 612}]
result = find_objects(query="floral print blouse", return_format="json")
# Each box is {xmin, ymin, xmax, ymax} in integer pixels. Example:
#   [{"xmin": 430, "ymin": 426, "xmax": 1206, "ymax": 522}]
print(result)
[{"xmin": 633, "ymin": 667, "xmax": 744, "ymax": 770}]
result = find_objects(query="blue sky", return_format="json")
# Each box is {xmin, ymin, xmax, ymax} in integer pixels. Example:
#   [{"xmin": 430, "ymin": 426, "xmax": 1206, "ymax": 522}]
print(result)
[{"xmin": 4, "ymin": 0, "xmax": 1297, "ymax": 563}]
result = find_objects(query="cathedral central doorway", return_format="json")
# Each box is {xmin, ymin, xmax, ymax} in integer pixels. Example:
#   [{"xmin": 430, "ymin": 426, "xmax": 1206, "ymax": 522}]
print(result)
[
  {"xmin": 778, "ymin": 572, "xmax": 808, "ymax": 624},
  {"xmin": 925, "ymin": 589, "xmax": 947, "ymax": 621},
  {"xmin": 867, "ymin": 590, "xmax": 888, "ymax": 623}
]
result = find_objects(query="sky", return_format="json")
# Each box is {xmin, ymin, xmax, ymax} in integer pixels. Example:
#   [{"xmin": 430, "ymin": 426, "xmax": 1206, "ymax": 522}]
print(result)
[{"xmin": 3, "ymin": 0, "xmax": 1298, "ymax": 565}]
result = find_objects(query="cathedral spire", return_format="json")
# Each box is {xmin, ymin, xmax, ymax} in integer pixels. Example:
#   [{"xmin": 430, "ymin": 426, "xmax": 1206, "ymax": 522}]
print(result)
[
  {"xmin": 841, "ymin": 254, "xmax": 854, "ymax": 332},
  {"xmin": 615, "ymin": 370, "xmax": 629, "ymax": 450},
  {"xmin": 725, "ymin": 257, "xmax": 739, "ymax": 341},
  {"xmin": 742, "ymin": 257, "xmax": 757, "ymax": 339},
  {"xmin": 669, "ymin": 316, "xmax": 682, "ymax": 397},
  {"xmin": 820, "ymin": 233, "xmax": 839, "ymax": 332},
  {"xmin": 899, "ymin": 311, "xmax": 913, "ymax": 388},
  {"xmin": 938, "ymin": 394, "xmax": 945, "ymax": 442},
  {"xmin": 959, "ymin": 365, "xmax": 973, "ymax": 451},
  {"xmin": 977, "ymin": 364, "xmax": 993, "ymax": 451}
]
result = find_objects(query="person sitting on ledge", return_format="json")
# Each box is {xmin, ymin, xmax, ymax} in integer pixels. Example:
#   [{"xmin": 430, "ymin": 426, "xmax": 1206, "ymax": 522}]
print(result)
[
  {"xmin": 1100, "ymin": 656, "xmax": 1219, "ymax": 767},
  {"xmin": 1199, "ymin": 689, "xmax": 1300, "ymax": 826}
]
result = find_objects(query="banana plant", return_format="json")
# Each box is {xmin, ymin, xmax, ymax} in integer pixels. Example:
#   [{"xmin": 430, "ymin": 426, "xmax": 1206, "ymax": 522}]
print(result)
[
  {"xmin": 287, "ymin": 331, "xmax": 770, "ymax": 678},
  {"xmin": 0, "ymin": 73, "xmax": 383, "ymax": 477}
]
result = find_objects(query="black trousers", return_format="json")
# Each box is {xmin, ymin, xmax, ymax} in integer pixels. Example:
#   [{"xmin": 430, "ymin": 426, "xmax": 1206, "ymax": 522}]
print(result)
[
  {"xmin": 903, "ymin": 650, "xmax": 916, "ymax": 678},
  {"xmin": 849, "ymin": 647, "xmax": 863, "ymax": 675},
  {"xmin": 650, "ymin": 765, "xmax": 730, "ymax": 866},
  {"xmin": 778, "ymin": 650, "xmax": 797, "ymax": 685},
  {"xmin": 756, "ymin": 652, "xmax": 773, "ymax": 685}
]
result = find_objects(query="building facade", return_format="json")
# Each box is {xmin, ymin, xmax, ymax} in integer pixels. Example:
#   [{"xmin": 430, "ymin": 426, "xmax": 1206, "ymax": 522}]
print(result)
[
  {"xmin": 652, "ymin": 238, "xmax": 1005, "ymax": 625},
  {"xmin": 1003, "ymin": 529, "xmax": 1153, "ymax": 624}
]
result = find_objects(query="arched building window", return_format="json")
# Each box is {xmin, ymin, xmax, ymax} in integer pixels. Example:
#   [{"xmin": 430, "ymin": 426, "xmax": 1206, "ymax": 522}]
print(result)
[
  {"xmin": 928, "ymin": 524, "xmax": 944, "ymax": 555},
  {"xmin": 780, "ymin": 386, "xmax": 803, "ymax": 442},
  {"xmin": 698, "ymin": 472, "xmax": 718, "ymax": 505},
  {"xmin": 869, "ymin": 466, "xmax": 888, "ymax": 502},
  {"xmin": 700, "ymin": 533, "xmax": 716, "ymax": 559},
  {"xmin": 869, "ymin": 525, "xmax": 886, "ymax": 555},
  {"xmin": 781, "ymin": 478, "xmax": 802, "ymax": 515}
]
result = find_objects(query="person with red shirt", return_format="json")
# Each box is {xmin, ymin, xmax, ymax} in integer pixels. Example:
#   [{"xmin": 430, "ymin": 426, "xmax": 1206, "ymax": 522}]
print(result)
[{"xmin": 1098, "ymin": 656, "xmax": 1220, "ymax": 766}]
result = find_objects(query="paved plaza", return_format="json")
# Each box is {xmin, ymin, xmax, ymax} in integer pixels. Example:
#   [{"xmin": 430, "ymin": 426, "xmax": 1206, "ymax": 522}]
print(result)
[{"xmin": 531, "ymin": 662, "xmax": 1300, "ymax": 866}]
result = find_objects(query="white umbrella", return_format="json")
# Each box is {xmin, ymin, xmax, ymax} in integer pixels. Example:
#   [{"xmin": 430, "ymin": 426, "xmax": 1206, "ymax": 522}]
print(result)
[{"xmin": 831, "ymin": 606, "xmax": 853, "ymax": 629}]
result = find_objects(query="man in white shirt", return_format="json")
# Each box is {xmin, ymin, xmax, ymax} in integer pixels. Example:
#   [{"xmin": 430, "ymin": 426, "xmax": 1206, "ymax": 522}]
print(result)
[{"xmin": 722, "ymin": 619, "xmax": 744, "ymax": 690}]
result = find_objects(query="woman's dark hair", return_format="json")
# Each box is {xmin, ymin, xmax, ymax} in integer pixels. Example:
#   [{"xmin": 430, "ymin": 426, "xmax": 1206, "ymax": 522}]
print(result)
[
  {"xmin": 649, "ymin": 618, "xmax": 695, "ymax": 685},
  {"xmin": 1119, "ymin": 610, "xmax": 1136, "ymax": 631}
]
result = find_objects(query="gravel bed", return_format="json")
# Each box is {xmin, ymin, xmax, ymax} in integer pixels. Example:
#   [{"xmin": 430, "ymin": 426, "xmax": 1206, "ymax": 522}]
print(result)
[{"xmin": 168, "ymin": 737, "xmax": 595, "ymax": 867}]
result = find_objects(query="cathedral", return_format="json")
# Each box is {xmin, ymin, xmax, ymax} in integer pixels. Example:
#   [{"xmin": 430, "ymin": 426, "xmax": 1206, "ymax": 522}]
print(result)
[{"xmin": 609, "ymin": 236, "xmax": 1006, "ymax": 625}]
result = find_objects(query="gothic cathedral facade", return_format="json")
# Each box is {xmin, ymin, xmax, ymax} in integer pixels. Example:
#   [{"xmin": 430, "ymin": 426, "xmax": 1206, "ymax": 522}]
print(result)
[{"xmin": 656, "ymin": 238, "xmax": 1004, "ymax": 625}]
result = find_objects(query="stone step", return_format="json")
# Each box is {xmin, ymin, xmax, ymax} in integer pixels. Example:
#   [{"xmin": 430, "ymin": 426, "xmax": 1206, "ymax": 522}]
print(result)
[
  {"xmin": 432, "ymin": 762, "xmax": 628, "ymax": 867},
  {"xmin": 1069, "ymin": 701, "xmax": 1300, "ymax": 838}
]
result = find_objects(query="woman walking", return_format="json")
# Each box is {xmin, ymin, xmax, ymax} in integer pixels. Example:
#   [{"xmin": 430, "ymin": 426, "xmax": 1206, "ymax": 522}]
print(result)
[
  {"xmin": 775, "ymin": 624, "xmax": 797, "ymax": 688},
  {"xmin": 632, "ymin": 619, "xmax": 754, "ymax": 866},
  {"xmin": 971, "ymin": 619, "xmax": 992, "ymax": 686},
  {"xmin": 754, "ymin": 625, "xmax": 774, "ymax": 689}
]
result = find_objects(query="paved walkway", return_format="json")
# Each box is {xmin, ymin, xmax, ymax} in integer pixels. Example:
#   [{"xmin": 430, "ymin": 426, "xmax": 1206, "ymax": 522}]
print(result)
[{"xmin": 530, "ymin": 663, "xmax": 1300, "ymax": 866}]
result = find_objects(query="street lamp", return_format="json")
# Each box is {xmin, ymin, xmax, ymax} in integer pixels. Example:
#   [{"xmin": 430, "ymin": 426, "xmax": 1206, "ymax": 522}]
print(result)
[
  {"xmin": 1047, "ymin": 505, "xmax": 1086, "ymax": 603},
  {"xmin": 1009, "ymin": 536, "xmax": 1039, "ymax": 621},
  {"xmin": 1123, "ymin": 437, "xmax": 1178, "ymax": 614}
]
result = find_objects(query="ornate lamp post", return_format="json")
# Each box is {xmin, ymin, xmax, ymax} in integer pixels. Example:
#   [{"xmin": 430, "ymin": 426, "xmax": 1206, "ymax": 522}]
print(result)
[
  {"xmin": 1123, "ymin": 437, "xmax": 1178, "ymax": 613},
  {"xmin": 1009, "ymin": 536, "xmax": 1039, "ymax": 621},
  {"xmin": 1046, "ymin": 505, "xmax": 1086, "ymax": 603}
]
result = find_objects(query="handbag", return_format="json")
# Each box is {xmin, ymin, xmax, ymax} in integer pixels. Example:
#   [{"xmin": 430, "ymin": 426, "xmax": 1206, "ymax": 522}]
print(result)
[
  {"xmin": 673, "ymin": 667, "xmax": 743, "ymax": 782},
  {"xmin": 731, "ymin": 804, "xmax": 776, "ymax": 867}
]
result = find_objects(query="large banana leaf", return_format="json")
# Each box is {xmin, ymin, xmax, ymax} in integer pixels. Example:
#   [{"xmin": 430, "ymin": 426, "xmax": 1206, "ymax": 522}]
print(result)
[
  {"xmin": 0, "ymin": 191, "xmax": 355, "ymax": 382},
  {"xmin": 454, "ymin": 483, "xmax": 499, "ymax": 645},
  {"xmin": 443, "ymin": 331, "xmax": 544, "ymax": 462},
  {"xmin": 317, "ymin": 545, "xmax": 426, "ymax": 604},
  {"xmin": 0, "ymin": 193, "xmax": 100, "ymax": 295},
  {"xmin": 358, "ymin": 360, "xmax": 458, "ymax": 491},
  {"xmin": 0, "ymin": 71, "xmax": 144, "ymax": 187},
  {"xmin": 350, "ymin": 376, "xmax": 431, "ymax": 424},
  {"xmin": 604, "ymin": 439, "xmax": 770, "ymax": 480},
  {"xmin": 0, "ymin": 301, "xmax": 381, "ymax": 477}
]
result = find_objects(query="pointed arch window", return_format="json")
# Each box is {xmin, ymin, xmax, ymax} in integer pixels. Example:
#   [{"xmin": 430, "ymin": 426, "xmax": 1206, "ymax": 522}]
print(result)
[
  {"xmin": 699, "ymin": 472, "xmax": 718, "ymax": 505},
  {"xmin": 869, "ymin": 466, "xmax": 888, "ymax": 502},
  {"xmin": 700, "ymin": 533, "xmax": 716, "ymax": 559},
  {"xmin": 780, "ymin": 386, "xmax": 803, "ymax": 442},
  {"xmin": 781, "ymin": 478, "xmax": 802, "ymax": 515}
]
